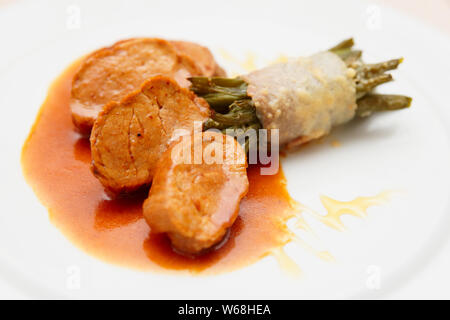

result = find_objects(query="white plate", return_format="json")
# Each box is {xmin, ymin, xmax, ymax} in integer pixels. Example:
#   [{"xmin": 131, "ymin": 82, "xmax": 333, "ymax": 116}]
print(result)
[{"xmin": 1, "ymin": 0, "xmax": 449, "ymax": 299}]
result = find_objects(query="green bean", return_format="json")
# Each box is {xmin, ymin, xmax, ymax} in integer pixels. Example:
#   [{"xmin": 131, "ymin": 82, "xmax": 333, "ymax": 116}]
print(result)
[
  {"xmin": 189, "ymin": 77, "xmax": 247, "ymax": 96},
  {"xmin": 329, "ymin": 38, "xmax": 354, "ymax": 52},
  {"xmin": 332, "ymin": 48, "xmax": 362, "ymax": 65},
  {"xmin": 190, "ymin": 76, "xmax": 249, "ymax": 112},
  {"xmin": 356, "ymin": 73, "xmax": 393, "ymax": 98},
  {"xmin": 211, "ymin": 100, "xmax": 258, "ymax": 126},
  {"xmin": 203, "ymin": 118, "xmax": 226, "ymax": 130},
  {"xmin": 227, "ymin": 122, "xmax": 262, "ymax": 154},
  {"xmin": 359, "ymin": 58, "xmax": 403, "ymax": 76},
  {"xmin": 342, "ymin": 50, "xmax": 362, "ymax": 65},
  {"xmin": 332, "ymin": 48, "xmax": 352, "ymax": 60},
  {"xmin": 203, "ymin": 99, "xmax": 260, "ymax": 129},
  {"xmin": 201, "ymin": 93, "xmax": 246, "ymax": 112},
  {"xmin": 356, "ymin": 94, "xmax": 412, "ymax": 117},
  {"xmin": 195, "ymin": 38, "xmax": 411, "ymax": 148},
  {"xmin": 328, "ymin": 39, "xmax": 403, "ymax": 99}
]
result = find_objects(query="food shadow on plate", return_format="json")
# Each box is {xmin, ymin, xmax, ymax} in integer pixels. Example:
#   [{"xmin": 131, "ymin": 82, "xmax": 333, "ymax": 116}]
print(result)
[
  {"xmin": 143, "ymin": 217, "xmax": 241, "ymax": 272},
  {"xmin": 94, "ymin": 189, "xmax": 148, "ymax": 231},
  {"xmin": 72, "ymin": 136, "xmax": 148, "ymax": 231},
  {"xmin": 283, "ymin": 115, "xmax": 400, "ymax": 159},
  {"xmin": 73, "ymin": 135, "xmax": 91, "ymax": 163}
]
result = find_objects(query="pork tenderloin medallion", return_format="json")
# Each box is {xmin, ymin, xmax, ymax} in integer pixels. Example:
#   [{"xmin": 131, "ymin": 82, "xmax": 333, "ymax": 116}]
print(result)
[
  {"xmin": 143, "ymin": 131, "xmax": 248, "ymax": 254},
  {"xmin": 90, "ymin": 75, "xmax": 210, "ymax": 194}
]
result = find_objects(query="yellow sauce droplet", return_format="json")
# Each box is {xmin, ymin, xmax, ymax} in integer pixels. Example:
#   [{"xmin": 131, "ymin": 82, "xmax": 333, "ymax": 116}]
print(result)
[
  {"xmin": 218, "ymin": 48, "xmax": 236, "ymax": 63},
  {"xmin": 269, "ymin": 191, "xmax": 392, "ymax": 276},
  {"xmin": 271, "ymin": 54, "xmax": 289, "ymax": 64},
  {"xmin": 271, "ymin": 247, "xmax": 302, "ymax": 277},
  {"xmin": 219, "ymin": 51, "xmax": 292, "ymax": 75},
  {"xmin": 290, "ymin": 203, "xmax": 312, "ymax": 232},
  {"xmin": 242, "ymin": 52, "xmax": 257, "ymax": 72},
  {"xmin": 311, "ymin": 191, "xmax": 392, "ymax": 231},
  {"xmin": 291, "ymin": 234, "xmax": 335, "ymax": 262},
  {"xmin": 317, "ymin": 251, "xmax": 335, "ymax": 262},
  {"xmin": 218, "ymin": 49, "xmax": 259, "ymax": 73}
]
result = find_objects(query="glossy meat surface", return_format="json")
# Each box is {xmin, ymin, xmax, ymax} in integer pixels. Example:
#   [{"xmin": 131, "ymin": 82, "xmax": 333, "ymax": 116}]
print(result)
[
  {"xmin": 90, "ymin": 75, "xmax": 210, "ymax": 194},
  {"xmin": 143, "ymin": 131, "xmax": 248, "ymax": 254},
  {"xmin": 71, "ymin": 38, "xmax": 206, "ymax": 134},
  {"xmin": 171, "ymin": 40, "xmax": 226, "ymax": 77}
]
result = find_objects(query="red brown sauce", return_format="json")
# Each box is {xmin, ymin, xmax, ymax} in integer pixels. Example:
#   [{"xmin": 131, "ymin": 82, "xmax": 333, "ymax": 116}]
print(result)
[{"xmin": 21, "ymin": 61, "xmax": 297, "ymax": 274}]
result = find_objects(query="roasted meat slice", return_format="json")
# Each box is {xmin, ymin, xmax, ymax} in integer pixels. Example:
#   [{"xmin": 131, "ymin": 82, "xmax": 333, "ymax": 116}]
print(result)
[
  {"xmin": 71, "ymin": 38, "xmax": 208, "ymax": 134},
  {"xmin": 90, "ymin": 75, "xmax": 210, "ymax": 194},
  {"xmin": 143, "ymin": 131, "xmax": 248, "ymax": 254},
  {"xmin": 171, "ymin": 40, "xmax": 226, "ymax": 77}
]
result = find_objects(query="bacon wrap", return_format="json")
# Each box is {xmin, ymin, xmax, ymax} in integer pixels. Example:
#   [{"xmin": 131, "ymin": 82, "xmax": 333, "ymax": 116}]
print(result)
[{"xmin": 242, "ymin": 51, "xmax": 357, "ymax": 147}]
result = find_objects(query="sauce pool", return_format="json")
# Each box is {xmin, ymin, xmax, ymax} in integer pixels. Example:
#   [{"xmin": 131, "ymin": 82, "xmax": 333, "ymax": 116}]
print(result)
[{"xmin": 21, "ymin": 61, "xmax": 297, "ymax": 274}]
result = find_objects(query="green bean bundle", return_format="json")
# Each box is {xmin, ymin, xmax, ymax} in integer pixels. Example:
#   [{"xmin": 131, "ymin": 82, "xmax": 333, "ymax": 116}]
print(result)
[{"xmin": 190, "ymin": 39, "xmax": 411, "ymax": 149}]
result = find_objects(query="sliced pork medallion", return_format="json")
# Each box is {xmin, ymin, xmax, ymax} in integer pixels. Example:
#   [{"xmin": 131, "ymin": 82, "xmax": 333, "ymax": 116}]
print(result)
[
  {"xmin": 90, "ymin": 75, "xmax": 210, "ymax": 194},
  {"xmin": 171, "ymin": 40, "xmax": 226, "ymax": 77},
  {"xmin": 71, "ymin": 38, "xmax": 204, "ymax": 134},
  {"xmin": 143, "ymin": 131, "xmax": 249, "ymax": 255}
]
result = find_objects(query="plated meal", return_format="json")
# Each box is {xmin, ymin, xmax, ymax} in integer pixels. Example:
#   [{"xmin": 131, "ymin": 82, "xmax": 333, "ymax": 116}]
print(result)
[{"xmin": 21, "ymin": 37, "xmax": 411, "ymax": 273}]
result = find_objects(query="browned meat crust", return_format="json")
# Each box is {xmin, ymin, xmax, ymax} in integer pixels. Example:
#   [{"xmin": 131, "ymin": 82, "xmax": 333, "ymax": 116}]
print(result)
[
  {"xmin": 171, "ymin": 40, "xmax": 226, "ymax": 77},
  {"xmin": 143, "ymin": 131, "xmax": 248, "ymax": 254},
  {"xmin": 90, "ymin": 75, "xmax": 210, "ymax": 194},
  {"xmin": 71, "ymin": 38, "xmax": 206, "ymax": 134}
]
